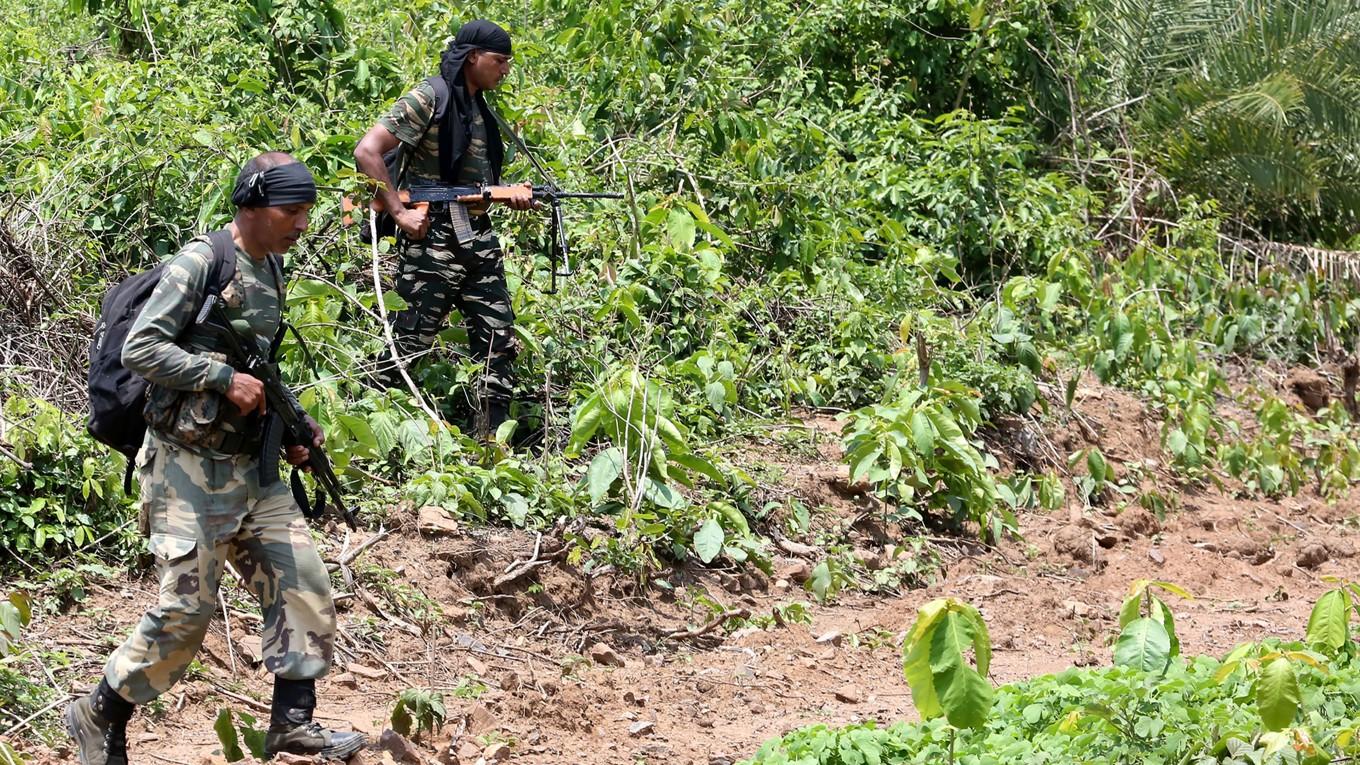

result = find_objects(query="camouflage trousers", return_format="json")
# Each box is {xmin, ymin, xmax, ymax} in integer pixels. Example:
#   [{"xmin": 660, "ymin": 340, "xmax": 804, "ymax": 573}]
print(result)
[
  {"xmin": 104, "ymin": 434, "xmax": 336, "ymax": 704},
  {"xmin": 382, "ymin": 211, "xmax": 517, "ymax": 403}
]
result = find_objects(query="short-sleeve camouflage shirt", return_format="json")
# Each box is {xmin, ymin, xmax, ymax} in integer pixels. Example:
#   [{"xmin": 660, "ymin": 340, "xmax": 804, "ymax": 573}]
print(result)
[{"xmin": 379, "ymin": 81, "xmax": 491, "ymax": 187}]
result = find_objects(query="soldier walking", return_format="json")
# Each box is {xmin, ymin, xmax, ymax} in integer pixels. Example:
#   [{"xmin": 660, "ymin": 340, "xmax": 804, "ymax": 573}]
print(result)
[
  {"xmin": 354, "ymin": 19, "xmax": 533, "ymax": 436},
  {"xmin": 66, "ymin": 153, "xmax": 365, "ymax": 765}
]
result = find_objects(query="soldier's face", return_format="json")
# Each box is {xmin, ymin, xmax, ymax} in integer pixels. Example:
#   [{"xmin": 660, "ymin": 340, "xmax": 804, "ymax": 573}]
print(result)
[
  {"xmin": 466, "ymin": 50, "xmax": 512, "ymax": 91},
  {"xmin": 253, "ymin": 203, "xmax": 312, "ymax": 255}
]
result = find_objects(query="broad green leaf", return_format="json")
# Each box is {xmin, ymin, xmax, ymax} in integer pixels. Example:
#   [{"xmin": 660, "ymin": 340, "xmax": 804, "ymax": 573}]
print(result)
[
  {"xmin": 693, "ymin": 519, "xmax": 724, "ymax": 564},
  {"xmin": 807, "ymin": 561, "xmax": 833, "ymax": 603},
  {"xmin": 1113, "ymin": 618, "xmax": 1171, "ymax": 674},
  {"xmin": 910, "ymin": 411, "xmax": 934, "ymax": 454},
  {"xmin": 586, "ymin": 448, "xmax": 624, "ymax": 504},
  {"xmin": 1306, "ymin": 589, "xmax": 1351, "ymax": 650},
  {"xmin": 1257, "ymin": 657, "xmax": 1301, "ymax": 731},
  {"xmin": 935, "ymin": 662, "xmax": 993, "ymax": 730},
  {"xmin": 671, "ymin": 453, "xmax": 725, "ymax": 484},
  {"xmin": 666, "ymin": 208, "xmax": 696, "ymax": 250},
  {"xmin": 214, "ymin": 709, "xmax": 245, "ymax": 762},
  {"xmin": 1118, "ymin": 593, "xmax": 1141, "ymax": 627}
]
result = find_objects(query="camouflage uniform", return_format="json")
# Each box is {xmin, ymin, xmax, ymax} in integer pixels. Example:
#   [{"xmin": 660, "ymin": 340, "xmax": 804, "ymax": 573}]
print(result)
[
  {"xmin": 378, "ymin": 81, "xmax": 517, "ymax": 405},
  {"xmin": 106, "ymin": 237, "xmax": 335, "ymax": 704}
]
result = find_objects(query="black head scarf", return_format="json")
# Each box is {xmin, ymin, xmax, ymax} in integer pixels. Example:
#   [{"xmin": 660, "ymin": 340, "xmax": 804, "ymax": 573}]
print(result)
[
  {"xmin": 435, "ymin": 20, "xmax": 511, "ymax": 182},
  {"xmin": 231, "ymin": 162, "xmax": 317, "ymax": 208}
]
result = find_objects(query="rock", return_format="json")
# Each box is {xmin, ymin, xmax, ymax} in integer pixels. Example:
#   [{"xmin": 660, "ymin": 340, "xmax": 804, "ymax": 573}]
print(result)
[
  {"xmin": 1116, "ymin": 507, "xmax": 1160, "ymax": 538},
  {"xmin": 1148, "ymin": 548, "xmax": 1165, "ymax": 566},
  {"xmin": 418, "ymin": 505, "xmax": 461, "ymax": 536},
  {"xmin": 1326, "ymin": 539, "xmax": 1356, "ymax": 559},
  {"xmin": 379, "ymin": 730, "xmax": 422, "ymax": 764},
  {"xmin": 236, "ymin": 635, "xmax": 263, "ymax": 665},
  {"xmin": 852, "ymin": 548, "xmax": 884, "ymax": 570},
  {"xmin": 777, "ymin": 561, "xmax": 811, "ymax": 583},
  {"xmin": 1287, "ymin": 368, "xmax": 1330, "ymax": 412},
  {"xmin": 499, "ymin": 670, "xmax": 521, "ymax": 691},
  {"xmin": 333, "ymin": 672, "xmax": 358, "ymax": 689},
  {"xmin": 710, "ymin": 755, "xmax": 735, "ymax": 765},
  {"xmin": 467, "ymin": 704, "xmax": 499, "ymax": 735},
  {"xmin": 623, "ymin": 690, "xmax": 646, "ymax": 707},
  {"xmin": 457, "ymin": 741, "xmax": 482, "ymax": 764},
  {"xmin": 466, "ymin": 656, "xmax": 488, "ymax": 676},
  {"xmin": 589, "ymin": 641, "xmax": 625, "ymax": 667},
  {"xmin": 1062, "ymin": 600, "xmax": 1091, "ymax": 618},
  {"xmin": 777, "ymin": 539, "xmax": 819, "ymax": 557},
  {"xmin": 833, "ymin": 686, "xmax": 861, "ymax": 704},
  {"xmin": 1053, "ymin": 524, "xmax": 1093, "ymax": 563},
  {"xmin": 347, "ymin": 663, "xmax": 386, "ymax": 680},
  {"xmin": 482, "ymin": 742, "xmax": 510, "ymax": 763},
  {"xmin": 276, "ymin": 754, "xmax": 314, "ymax": 765},
  {"xmin": 1297, "ymin": 543, "xmax": 1330, "ymax": 569},
  {"xmin": 814, "ymin": 630, "xmax": 842, "ymax": 645},
  {"xmin": 628, "ymin": 720, "xmax": 655, "ymax": 737}
]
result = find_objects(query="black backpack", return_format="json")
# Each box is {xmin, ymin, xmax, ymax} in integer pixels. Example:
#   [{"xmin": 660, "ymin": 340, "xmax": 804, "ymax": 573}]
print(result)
[
  {"xmin": 362, "ymin": 75, "xmax": 450, "ymax": 244},
  {"xmin": 87, "ymin": 229, "xmax": 237, "ymax": 489}
]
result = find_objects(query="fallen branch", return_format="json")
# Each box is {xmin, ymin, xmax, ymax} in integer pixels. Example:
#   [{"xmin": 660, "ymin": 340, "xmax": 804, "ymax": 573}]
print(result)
[{"xmin": 665, "ymin": 608, "xmax": 750, "ymax": 641}]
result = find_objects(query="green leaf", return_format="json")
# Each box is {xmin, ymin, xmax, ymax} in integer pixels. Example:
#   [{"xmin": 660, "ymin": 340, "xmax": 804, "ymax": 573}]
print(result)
[
  {"xmin": 693, "ymin": 519, "xmax": 724, "ymax": 564},
  {"xmin": 705, "ymin": 381, "xmax": 727, "ymax": 411},
  {"xmin": 807, "ymin": 561, "xmax": 832, "ymax": 603},
  {"xmin": 1257, "ymin": 657, "xmax": 1301, "ymax": 731},
  {"xmin": 501, "ymin": 493, "xmax": 529, "ymax": 526},
  {"xmin": 237, "ymin": 712, "xmax": 267, "ymax": 760},
  {"xmin": 910, "ymin": 411, "xmax": 934, "ymax": 454},
  {"xmin": 213, "ymin": 709, "xmax": 245, "ymax": 763},
  {"xmin": 671, "ymin": 453, "xmax": 725, "ymax": 484},
  {"xmin": 391, "ymin": 698, "xmax": 413, "ymax": 736},
  {"xmin": 666, "ymin": 208, "xmax": 696, "ymax": 250},
  {"xmin": 1113, "ymin": 618, "xmax": 1171, "ymax": 674},
  {"xmin": 1307, "ymin": 589, "xmax": 1351, "ymax": 650},
  {"xmin": 1118, "ymin": 593, "xmax": 1141, "ymax": 628},
  {"xmin": 586, "ymin": 448, "xmax": 624, "ymax": 504},
  {"xmin": 1085, "ymin": 448, "xmax": 1108, "ymax": 484}
]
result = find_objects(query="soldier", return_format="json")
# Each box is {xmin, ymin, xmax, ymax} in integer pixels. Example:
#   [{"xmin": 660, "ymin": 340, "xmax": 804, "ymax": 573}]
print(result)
[
  {"xmin": 65, "ymin": 153, "xmax": 365, "ymax": 765},
  {"xmin": 354, "ymin": 19, "xmax": 533, "ymax": 436}
]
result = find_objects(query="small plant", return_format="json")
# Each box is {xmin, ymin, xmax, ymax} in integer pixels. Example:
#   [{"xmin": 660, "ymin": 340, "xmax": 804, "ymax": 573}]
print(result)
[
  {"xmin": 213, "ymin": 708, "xmax": 267, "ymax": 762},
  {"xmin": 390, "ymin": 688, "xmax": 446, "ymax": 739},
  {"xmin": 1214, "ymin": 642, "xmax": 1327, "ymax": 731},
  {"xmin": 1114, "ymin": 579, "xmax": 1192, "ymax": 674},
  {"xmin": 1305, "ymin": 578, "xmax": 1360, "ymax": 652},
  {"xmin": 0, "ymin": 592, "xmax": 32, "ymax": 656},
  {"xmin": 902, "ymin": 598, "xmax": 994, "ymax": 733}
]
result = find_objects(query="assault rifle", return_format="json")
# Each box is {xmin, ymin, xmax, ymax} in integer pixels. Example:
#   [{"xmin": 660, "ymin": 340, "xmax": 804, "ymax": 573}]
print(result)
[
  {"xmin": 200, "ymin": 297, "xmax": 359, "ymax": 531},
  {"xmin": 342, "ymin": 182, "xmax": 623, "ymax": 293}
]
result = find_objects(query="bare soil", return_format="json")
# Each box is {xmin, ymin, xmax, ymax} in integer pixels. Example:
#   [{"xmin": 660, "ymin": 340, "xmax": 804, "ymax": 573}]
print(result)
[{"xmin": 7, "ymin": 378, "xmax": 1360, "ymax": 765}]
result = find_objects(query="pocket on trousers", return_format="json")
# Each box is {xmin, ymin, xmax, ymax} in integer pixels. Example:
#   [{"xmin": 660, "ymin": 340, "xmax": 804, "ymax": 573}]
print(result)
[{"xmin": 148, "ymin": 533, "xmax": 197, "ymax": 564}]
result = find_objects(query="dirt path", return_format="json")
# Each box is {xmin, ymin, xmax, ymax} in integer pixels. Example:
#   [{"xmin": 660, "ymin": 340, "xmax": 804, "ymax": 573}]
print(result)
[{"xmin": 10, "ymin": 382, "xmax": 1360, "ymax": 765}]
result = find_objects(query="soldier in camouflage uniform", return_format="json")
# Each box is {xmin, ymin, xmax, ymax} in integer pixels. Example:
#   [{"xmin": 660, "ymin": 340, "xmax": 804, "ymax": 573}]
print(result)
[
  {"xmin": 66, "ymin": 153, "xmax": 365, "ymax": 765},
  {"xmin": 354, "ymin": 20, "xmax": 532, "ymax": 436}
]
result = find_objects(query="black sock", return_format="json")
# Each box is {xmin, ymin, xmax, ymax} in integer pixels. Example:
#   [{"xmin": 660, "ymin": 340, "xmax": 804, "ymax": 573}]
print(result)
[
  {"xmin": 270, "ymin": 677, "xmax": 316, "ymax": 727},
  {"xmin": 95, "ymin": 679, "xmax": 135, "ymax": 725}
]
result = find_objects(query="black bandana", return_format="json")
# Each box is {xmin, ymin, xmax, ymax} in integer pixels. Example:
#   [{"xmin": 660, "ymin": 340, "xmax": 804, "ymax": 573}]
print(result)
[
  {"xmin": 436, "ymin": 20, "xmax": 511, "ymax": 183},
  {"xmin": 231, "ymin": 162, "xmax": 317, "ymax": 208}
]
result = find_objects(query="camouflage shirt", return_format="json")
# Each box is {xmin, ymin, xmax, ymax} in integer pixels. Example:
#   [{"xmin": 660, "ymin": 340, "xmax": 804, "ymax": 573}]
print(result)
[
  {"xmin": 379, "ymin": 80, "xmax": 491, "ymax": 187},
  {"xmin": 123, "ymin": 236, "xmax": 286, "ymax": 457}
]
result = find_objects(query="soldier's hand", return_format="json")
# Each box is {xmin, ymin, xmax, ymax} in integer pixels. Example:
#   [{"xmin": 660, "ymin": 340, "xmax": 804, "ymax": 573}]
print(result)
[
  {"xmin": 226, "ymin": 372, "xmax": 266, "ymax": 416},
  {"xmin": 285, "ymin": 416, "xmax": 324, "ymax": 471},
  {"xmin": 395, "ymin": 207, "xmax": 429, "ymax": 240},
  {"xmin": 505, "ymin": 181, "xmax": 536, "ymax": 211}
]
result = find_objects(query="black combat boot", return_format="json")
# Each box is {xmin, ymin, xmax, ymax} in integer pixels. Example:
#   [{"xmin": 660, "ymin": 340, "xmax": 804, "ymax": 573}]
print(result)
[
  {"xmin": 265, "ymin": 677, "xmax": 365, "ymax": 760},
  {"xmin": 66, "ymin": 678, "xmax": 134, "ymax": 765}
]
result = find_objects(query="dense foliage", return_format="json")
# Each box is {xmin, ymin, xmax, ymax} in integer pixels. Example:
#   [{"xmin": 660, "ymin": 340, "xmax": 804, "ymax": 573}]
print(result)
[{"xmin": 1, "ymin": 0, "xmax": 1358, "ymax": 583}]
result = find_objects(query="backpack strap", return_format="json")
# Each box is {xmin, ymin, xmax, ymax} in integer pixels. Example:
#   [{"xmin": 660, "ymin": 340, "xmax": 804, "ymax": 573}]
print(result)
[{"xmin": 193, "ymin": 229, "xmax": 237, "ymax": 325}]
